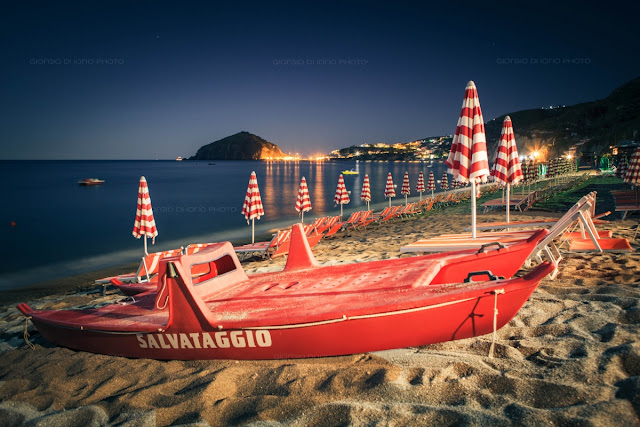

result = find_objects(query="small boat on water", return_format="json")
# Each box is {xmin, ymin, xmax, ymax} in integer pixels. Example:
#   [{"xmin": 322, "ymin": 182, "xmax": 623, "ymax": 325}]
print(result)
[
  {"xmin": 342, "ymin": 169, "xmax": 358, "ymax": 175},
  {"xmin": 176, "ymin": 157, "xmax": 183, "ymax": 161},
  {"xmin": 78, "ymin": 178, "xmax": 105, "ymax": 186},
  {"xmin": 18, "ymin": 225, "xmax": 555, "ymax": 360}
]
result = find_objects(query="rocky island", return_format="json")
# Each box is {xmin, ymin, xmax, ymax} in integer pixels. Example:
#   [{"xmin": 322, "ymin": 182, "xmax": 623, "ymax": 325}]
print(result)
[{"xmin": 190, "ymin": 131, "xmax": 285, "ymax": 160}]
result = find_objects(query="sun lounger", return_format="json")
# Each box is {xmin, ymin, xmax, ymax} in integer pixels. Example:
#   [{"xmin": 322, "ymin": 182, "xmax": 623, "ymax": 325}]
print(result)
[
  {"xmin": 379, "ymin": 205, "xmax": 404, "ymax": 222},
  {"xmin": 400, "ymin": 198, "xmax": 602, "ymax": 274},
  {"xmin": 469, "ymin": 212, "xmax": 611, "ymax": 231},
  {"xmin": 615, "ymin": 204, "xmax": 640, "ymax": 220},
  {"xmin": 399, "ymin": 202, "xmax": 422, "ymax": 218},
  {"xmin": 323, "ymin": 212, "xmax": 359, "ymax": 237},
  {"xmin": 347, "ymin": 210, "xmax": 373, "ymax": 230},
  {"xmin": 234, "ymin": 229, "xmax": 291, "ymax": 260},
  {"xmin": 95, "ymin": 247, "xmax": 184, "ymax": 285},
  {"xmin": 316, "ymin": 216, "xmax": 340, "ymax": 234},
  {"xmin": 481, "ymin": 191, "xmax": 536, "ymax": 213},
  {"xmin": 305, "ymin": 217, "xmax": 327, "ymax": 234},
  {"xmin": 568, "ymin": 238, "xmax": 633, "ymax": 252},
  {"xmin": 267, "ymin": 224, "xmax": 325, "ymax": 258}
]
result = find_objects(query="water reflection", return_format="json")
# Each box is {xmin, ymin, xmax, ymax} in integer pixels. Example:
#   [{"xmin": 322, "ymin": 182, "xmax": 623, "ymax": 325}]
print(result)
[{"xmin": 259, "ymin": 160, "xmax": 447, "ymax": 218}]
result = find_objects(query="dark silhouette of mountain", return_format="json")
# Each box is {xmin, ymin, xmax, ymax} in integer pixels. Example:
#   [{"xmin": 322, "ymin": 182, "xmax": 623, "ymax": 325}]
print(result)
[
  {"xmin": 190, "ymin": 132, "xmax": 285, "ymax": 160},
  {"xmin": 484, "ymin": 76, "xmax": 640, "ymax": 158}
]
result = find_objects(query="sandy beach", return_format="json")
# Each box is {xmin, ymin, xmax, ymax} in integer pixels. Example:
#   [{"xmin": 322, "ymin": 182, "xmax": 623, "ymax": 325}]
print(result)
[{"xmin": 1, "ymin": 176, "xmax": 640, "ymax": 426}]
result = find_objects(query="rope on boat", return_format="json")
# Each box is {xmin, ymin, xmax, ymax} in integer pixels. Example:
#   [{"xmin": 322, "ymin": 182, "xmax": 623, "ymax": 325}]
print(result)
[
  {"xmin": 156, "ymin": 274, "xmax": 169, "ymax": 310},
  {"xmin": 489, "ymin": 289, "xmax": 505, "ymax": 358},
  {"xmin": 245, "ymin": 297, "xmax": 477, "ymax": 330},
  {"xmin": 23, "ymin": 316, "xmax": 35, "ymax": 350}
]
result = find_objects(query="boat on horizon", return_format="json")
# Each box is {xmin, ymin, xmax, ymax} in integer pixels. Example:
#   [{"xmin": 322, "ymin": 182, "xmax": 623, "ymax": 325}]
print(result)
[
  {"xmin": 77, "ymin": 178, "xmax": 105, "ymax": 186},
  {"xmin": 176, "ymin": 157, "xmax": 183, "ymax": 161},
  {"xmin": 18, "ymin": 225, "xmax": 555, "ymax": 360}
]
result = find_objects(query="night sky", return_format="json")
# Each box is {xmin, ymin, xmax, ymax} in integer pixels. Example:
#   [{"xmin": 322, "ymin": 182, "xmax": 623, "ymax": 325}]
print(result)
[{"xmin": 2, "ymin": 1, "xmax": 638, "ymax": 159}]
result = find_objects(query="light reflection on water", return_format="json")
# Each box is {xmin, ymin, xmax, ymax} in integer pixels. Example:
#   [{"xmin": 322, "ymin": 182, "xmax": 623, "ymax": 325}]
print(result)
[{"xmin": 0, "ymin": 159, "xmax": 449, "ymax": 290}]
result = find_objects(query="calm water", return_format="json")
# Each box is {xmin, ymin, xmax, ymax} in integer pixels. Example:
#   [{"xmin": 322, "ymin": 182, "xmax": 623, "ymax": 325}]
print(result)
[{"xmin": 0, "ymin": 160, "xmax": 449, "ymax": 290}]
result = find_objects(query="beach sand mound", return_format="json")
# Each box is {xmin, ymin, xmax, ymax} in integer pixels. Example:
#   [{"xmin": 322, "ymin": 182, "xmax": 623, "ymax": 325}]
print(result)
[{"xmin": 1, "ymin": 194, "xmax": 640, "ymax": 425}]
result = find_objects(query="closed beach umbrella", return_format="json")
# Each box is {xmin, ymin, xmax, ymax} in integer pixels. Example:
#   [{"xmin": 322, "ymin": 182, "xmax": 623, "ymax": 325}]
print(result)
[
  {"xmin": 334, "ymin": 174, "xmax": 350, "ymax": 219},
  {"xmin": 241, "ymin": 171, "xmax": 264, "ymax": 244},
  {"xmin": 295, "ymin": 176, "xmax": 312, "ymax": 223},
  {"xmin": 132, "ymin": 176, "xmax": 158, "ymax": 255},
  {"xmin": 440, "ymin": 171, "xmax": 449, "ymax": 190},
  {"xmin": 625, "ymin": 147, "xmax": 640, "ymax": 186},
  {"xmin": 361, "ymin": 174, "xmax": 371, "ymax": 210},
  {"xmin": 418, "ymin": 171, "xmax": 428, "ymax": 200},
  {"xmin": 616, "ymin": 156, "xmax": 627, "ymax": 179},
  {"xmin": 445, "ymin": 81, "xmax": 490, "ymax": 238},
  {"xmin": 491, "ymin": 116, "xmax": 523, "ymax": 223},
  {"xmin": 384, "ymin": 172, "xmax": 396, "ymax": 207},
  {"xmin": 401, "ymin": 172, "xmax": 410, "ymax": 205}
]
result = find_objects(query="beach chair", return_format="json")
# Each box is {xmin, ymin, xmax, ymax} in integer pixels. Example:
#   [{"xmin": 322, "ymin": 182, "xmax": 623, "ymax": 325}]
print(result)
[
  {"xmin": 356, "ymin": 207, "xmax": 392, "ymax": 228},
  {"xmin": 316, "ymin": 216, "xmax": 340, "ymax": 234},
  {"xmin": 471, "ymin": 192, "xmax": 609, "ymax": 231},
  {"xmin": 379, "ymin": 205, "xmax": 404, "ymax": 222},
  {"xmin": 481, "ymin": 190, "xmax": 536, "ymax": 213},
  {"xmin": 95, "ymin": 247, "xmax": 183, "ymax": 286},
  {"xmin": 307, "ymin": 217, "xmax": 328, "ymax": 234},
  {"xmin": 400, "ymin": 198, "xmax": 603, "ymax": 273},
  {"xmin": 323, "ymin": 211, "xmax": 363, "ymax": 237},
  {"xmin": 567, "ymin": 238, "xmax": 633, "ymax": 253},
  {"xmin": 234, "ymin": 229, "xmax": 291, "ymax": 261},
  {"xmin": 347, "ymin": 210, "xmax": 373, "ymax": 230}
]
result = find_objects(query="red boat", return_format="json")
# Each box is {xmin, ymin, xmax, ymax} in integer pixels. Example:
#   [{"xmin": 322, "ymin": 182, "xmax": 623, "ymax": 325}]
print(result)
[
  {"xmin": 109, "ymin": 228, "xmax": 552, "ymax": 297},
  {"xmin": 18, "ymin": 225, "xmax": 555, "ymax": 360}
]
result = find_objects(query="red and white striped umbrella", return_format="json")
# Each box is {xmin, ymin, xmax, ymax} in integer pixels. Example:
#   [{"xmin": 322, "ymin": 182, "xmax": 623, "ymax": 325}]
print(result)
[
  {"xmin": 401, "ymin": 172, "xmax": 410, "ymax": 205},
  {"xmin": 132, "ymin": 176, "xmax": 158, "ymax": 255},
  {"xmin": 241, "ymin": 171, "xmax": 264, "ymax": 243},
  {"xmin": 295, "ymin": 176, "xmax": 312, "ymax": 223},
  {"xmin": 616, "ymin": 156, "xmax": 627, "ymax": 179},
  {"xmin": 417, "ymin": 171, "xmax": 427, "ymax": 200},
  {"xmin": 440, "ymin": 171, "xmax": 449, "ymax": 190},
  {"xmin": 491, "ymin": 116, "xmax": 523, "ymax": 222},
  {"xmin": 445, "ymin": 81, "xmax": 490, "ymax": 237},
  {"xmin": 492, "ymin": 116, "xmax": 523, "ymax": 185},
  {"xmin": 625, "ymin": 147, "xmax": 640, "ymax": 185},
  {"xmin": 361, "ymin": 174, "xmax": 371, "ymax": 210},
  {"xmin": 384, "ymin": 172, "xmax": 395, "ymax": 206},
  {"xmin": 425, "ymin": 171, "xmax": 434, "ymax": 190},
  {"xmin": 334, "ymin": 174, "xmax": 350, "ymax": 218}
]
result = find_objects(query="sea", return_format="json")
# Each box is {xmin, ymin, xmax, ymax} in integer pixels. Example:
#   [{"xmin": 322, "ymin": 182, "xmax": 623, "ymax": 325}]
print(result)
[{"xmin": 0, "ymin": 159, "xmax": 450, "ymax": 291}]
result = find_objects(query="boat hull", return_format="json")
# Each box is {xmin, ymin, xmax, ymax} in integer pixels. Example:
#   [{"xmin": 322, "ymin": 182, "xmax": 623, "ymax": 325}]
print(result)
[
  {"xmin": 23, "ymin": 275, "xmax": 542, "ymax": 360},
  {"xmin": 19, "ymin": 225, "xmax": 555, "ymax": 360}
]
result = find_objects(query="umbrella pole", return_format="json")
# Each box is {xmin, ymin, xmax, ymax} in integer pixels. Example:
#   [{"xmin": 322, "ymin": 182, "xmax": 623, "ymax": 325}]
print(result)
[
  {"xmin": 144, "ymin": 236, "xmax": 148, "ymax": 256},
  {"xmin": 340, "ymin": 204, "xmax": 343, "ymax": 220},
  {"xmin": 251, "ymin": 219, "xmax": 255, "ymax": 244},
  {"xmin": 405, "ymin": 194, "xmax": 408, "ymax": 205},
  {"xmin": 506, "ymin": 183, "xmax": 511, "ymax": 223},
  {"xmin": 471, "ymin": 181, "xmax": 477, "ymax": 238},
  {"xmin": 389, "ymin": 198, "xmax": 391, "ymax": 207},
  {"xmin": 301, "ymin": 211, "xmax": 304, "ymax": 223}
]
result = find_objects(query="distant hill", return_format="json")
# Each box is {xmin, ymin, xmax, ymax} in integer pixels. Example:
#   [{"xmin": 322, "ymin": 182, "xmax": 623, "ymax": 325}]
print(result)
[
  {"xmin": 484, "ymin": 76, "xmax": 640, "ymax": 158},
  {"xmin": 190, "ymin": 132, "xmax": 285, "ymax": 160}
]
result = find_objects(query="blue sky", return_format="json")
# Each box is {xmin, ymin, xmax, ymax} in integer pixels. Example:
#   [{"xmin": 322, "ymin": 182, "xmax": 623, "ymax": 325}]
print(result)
[{"xmin": 1, "ymin": 0, "xmax": 638, "ymax": 159}]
